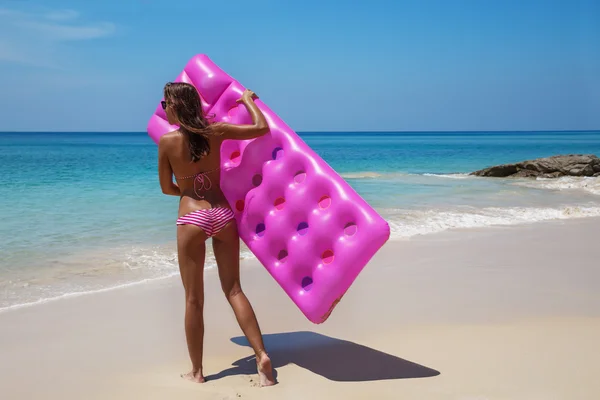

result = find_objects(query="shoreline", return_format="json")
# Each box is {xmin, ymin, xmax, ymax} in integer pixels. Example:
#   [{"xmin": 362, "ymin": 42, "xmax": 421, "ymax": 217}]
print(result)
[{"xmin": 3, "ymin": 215, "xmax": 600, "ymax": 314}]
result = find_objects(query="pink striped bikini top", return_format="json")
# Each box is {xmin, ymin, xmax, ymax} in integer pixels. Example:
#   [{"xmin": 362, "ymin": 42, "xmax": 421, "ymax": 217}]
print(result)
[{"xmin": 175, "ymin": 167, "xmax": 220, "ymax": 199}]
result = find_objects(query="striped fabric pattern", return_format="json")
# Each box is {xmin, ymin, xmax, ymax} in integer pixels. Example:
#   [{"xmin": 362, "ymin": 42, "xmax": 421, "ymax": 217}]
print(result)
[{"xmin": 176, "ymin": 207, "xmax": 235, "ymax": 237}]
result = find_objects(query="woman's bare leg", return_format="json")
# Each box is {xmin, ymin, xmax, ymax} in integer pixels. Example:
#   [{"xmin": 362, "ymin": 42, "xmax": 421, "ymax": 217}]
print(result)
[
  {"xmin": 177, "ymin": 224, "xmax": 207, "ymax": 383},
  {"xmin": 212, "ymin": 221, "xmax": 276, "ymax": 386}
]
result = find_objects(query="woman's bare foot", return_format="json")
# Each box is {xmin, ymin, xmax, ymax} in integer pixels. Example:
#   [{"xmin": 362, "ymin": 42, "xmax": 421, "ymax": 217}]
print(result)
[
  {"xmin": 256, "ymin": 353, "xmax": 276, "ymax": 387},
  {"xmin": 181, "ymin": 370, "xmax": 205, "ymax": 383}
]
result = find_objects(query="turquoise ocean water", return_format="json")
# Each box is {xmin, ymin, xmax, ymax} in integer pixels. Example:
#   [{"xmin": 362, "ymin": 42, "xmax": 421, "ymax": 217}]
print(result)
[{"xmin": 1, "ymin": 131, "xmax": 600, "ymax": 310}]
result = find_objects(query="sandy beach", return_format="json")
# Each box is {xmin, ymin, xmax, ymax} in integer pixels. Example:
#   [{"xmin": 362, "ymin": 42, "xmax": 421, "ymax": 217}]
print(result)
[{"xmin": 1, "ymin": 218, "xmax": 600, "ymax": 400}]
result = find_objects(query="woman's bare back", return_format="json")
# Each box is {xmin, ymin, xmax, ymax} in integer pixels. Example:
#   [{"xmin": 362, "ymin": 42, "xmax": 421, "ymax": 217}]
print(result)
[{"xmin": 160, "ymin": 130, "xmax": 228, "ymax": 216}]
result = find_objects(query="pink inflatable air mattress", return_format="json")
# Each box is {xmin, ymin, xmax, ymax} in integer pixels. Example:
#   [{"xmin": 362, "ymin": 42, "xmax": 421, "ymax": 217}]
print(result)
[{"xmin": 147, "ymin": 55, "xmax": 390, "ymax": 323}]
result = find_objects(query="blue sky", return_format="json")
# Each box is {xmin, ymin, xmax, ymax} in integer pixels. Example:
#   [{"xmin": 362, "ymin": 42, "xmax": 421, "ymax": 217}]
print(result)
[{"xmin": 0, "ymin": 0, "xmax": 598, "ymax": 132}]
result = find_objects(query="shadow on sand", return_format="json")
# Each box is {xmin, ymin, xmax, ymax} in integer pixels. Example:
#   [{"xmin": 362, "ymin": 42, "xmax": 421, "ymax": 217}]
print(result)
[{"xmin": 205, "ymin": 331, "xmax": 440, "ymax": 383}]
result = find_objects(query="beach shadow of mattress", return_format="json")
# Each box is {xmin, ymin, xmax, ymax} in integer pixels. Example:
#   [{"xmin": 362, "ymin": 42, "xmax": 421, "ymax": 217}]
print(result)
[{"xmin": 205, "ymin": 331, "xmax": 440, "ymax": 382}]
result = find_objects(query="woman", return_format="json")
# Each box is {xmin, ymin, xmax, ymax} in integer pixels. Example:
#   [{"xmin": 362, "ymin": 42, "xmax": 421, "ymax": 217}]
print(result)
[{"xmin": 157, "ymin": 81, "xmax": 275, "ymax": 386}]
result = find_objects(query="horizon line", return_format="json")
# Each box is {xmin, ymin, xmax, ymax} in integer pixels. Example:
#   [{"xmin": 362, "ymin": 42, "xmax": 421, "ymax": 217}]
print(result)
[{"xmin": 1, "ymin": 129, "xmax": 599, "ymax": 134}]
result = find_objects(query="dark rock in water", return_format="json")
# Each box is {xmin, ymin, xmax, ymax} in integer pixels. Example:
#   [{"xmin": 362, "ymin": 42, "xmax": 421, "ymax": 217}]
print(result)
[{"xmin": 470, "ymin": 154, "xmax": 600, "ymax": 178}]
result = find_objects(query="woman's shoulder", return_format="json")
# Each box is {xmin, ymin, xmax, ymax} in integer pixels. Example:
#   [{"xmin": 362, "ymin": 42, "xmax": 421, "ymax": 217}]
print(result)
[{"xmin": 159, "ymin": 130, "xmax": 181, "ymax": 144}]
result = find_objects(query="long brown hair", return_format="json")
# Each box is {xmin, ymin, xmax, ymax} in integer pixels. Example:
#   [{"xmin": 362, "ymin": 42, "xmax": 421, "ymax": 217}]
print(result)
[{"xmin": 163, "ymin": 82, "xmax": 218, "ymax": 162}]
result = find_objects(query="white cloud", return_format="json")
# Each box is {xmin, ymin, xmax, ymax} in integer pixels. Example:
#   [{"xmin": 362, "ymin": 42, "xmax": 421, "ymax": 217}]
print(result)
[
  {"xmin": 44, "ymin": 9, "xmax": 80, "ymax": 21},
  {"xmin": 18, "ymin": 19, "xmax": 115, "ymax": 41},
  {"xmin": 0, "ymin": 7, "xmax": 115, "ymax": 67}
]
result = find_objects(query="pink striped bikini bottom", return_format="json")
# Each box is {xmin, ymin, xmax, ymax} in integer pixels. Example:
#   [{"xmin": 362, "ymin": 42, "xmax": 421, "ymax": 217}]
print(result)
[{"xmin": 176, "ymin": 207, "xmax": 235, "ymax": 237}]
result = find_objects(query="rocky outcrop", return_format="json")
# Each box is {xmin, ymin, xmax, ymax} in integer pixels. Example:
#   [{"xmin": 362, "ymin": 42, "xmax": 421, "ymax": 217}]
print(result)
[{"xmin": 470, "ymin": 154, "xmax": 600, "ymax": 178}]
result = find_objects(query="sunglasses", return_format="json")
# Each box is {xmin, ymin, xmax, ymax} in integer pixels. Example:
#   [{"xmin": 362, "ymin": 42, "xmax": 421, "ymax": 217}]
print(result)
[{"xmin": 161, "ymin": 100, "xmax": 167, "ymax": 110}]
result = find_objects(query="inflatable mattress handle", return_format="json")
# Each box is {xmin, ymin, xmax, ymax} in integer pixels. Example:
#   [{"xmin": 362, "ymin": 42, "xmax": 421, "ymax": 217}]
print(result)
[{"xmin": 147, "ymin": 54, "xmax": 390, "ymax": 323}]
